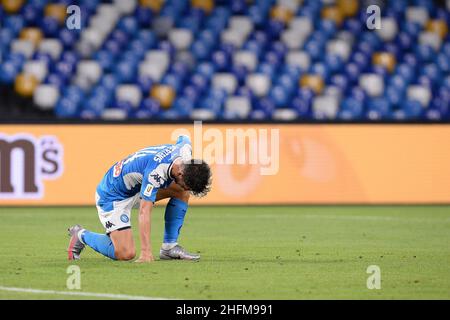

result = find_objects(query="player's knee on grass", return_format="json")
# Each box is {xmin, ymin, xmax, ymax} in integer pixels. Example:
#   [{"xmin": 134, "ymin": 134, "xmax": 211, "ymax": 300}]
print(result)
[
  {"xmin": 109, "ymin": 229, "xmax": 135, "ymax": 260},
  {"xmin": 114, "ymin": 247, "xmax": 136, "ymax": 261},
  {"xmin": 114, "ymin": 246, "xmax": 136, "ymax": 261}
]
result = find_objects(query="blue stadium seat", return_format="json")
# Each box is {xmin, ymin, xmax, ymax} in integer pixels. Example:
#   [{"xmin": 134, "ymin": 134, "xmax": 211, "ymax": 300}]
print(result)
[{"xmin": 0, "ymin": 0, "xmax": 449, "ymax": 121}]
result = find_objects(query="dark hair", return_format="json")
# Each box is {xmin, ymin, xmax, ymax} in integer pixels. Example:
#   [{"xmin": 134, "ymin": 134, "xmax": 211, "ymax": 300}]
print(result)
[{"xmin": 182, "ymin": 159, "xmax": 212, "ymax": 197}]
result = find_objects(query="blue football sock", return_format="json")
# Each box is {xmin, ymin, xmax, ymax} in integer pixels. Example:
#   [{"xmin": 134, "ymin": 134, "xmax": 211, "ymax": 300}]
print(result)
[
  {"xmin": 81, "ymin": 230, "xmax": 116, "ymax": 260},
  {"xmin": 163, "ymin": 198, "xmax": 188, "ymax": 244}
]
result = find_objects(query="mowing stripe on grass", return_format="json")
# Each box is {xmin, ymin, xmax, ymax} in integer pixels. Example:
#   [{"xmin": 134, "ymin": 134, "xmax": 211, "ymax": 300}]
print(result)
[
  {"xmin": 301, "ymin": 214, "xmax": 447, "ymax": 222},
  {"xmin": 0, "ymin": 286, "xmax": 170, "ymax": 300}
]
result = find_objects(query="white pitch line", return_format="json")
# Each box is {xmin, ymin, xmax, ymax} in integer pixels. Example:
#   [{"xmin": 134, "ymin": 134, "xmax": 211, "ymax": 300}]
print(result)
[{"xmin": 0, "ymin": 286, "xmax": 170, "ymax": 300}]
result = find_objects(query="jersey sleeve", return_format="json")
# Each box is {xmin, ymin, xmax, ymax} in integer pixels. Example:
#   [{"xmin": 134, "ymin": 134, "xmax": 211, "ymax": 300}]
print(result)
[
  {"xmin": 140, "ymin": 136, "xmax": 191, "ymax": 202},
  {"xmin": 140, "ymin": 162, "xmax": 170, "ymax": 202}
]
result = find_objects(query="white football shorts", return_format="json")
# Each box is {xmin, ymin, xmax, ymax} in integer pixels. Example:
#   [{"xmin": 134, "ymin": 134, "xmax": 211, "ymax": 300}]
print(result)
[{"xmin": 95, "ymin": 192, "xmax": 140, "ymax": 234}]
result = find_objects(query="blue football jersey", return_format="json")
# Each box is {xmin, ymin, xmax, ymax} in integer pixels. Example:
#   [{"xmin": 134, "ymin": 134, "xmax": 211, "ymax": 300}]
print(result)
[{"xmin": 96, "ymin": 135, "xmax": 192, "ymax": 210}]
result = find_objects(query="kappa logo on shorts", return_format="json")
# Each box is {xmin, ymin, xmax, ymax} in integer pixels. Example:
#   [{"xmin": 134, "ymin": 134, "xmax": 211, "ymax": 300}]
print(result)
[
  {"xmin": 105, "ymin": 221, "xmax": 115, "ymax": 229},
  {"xmin": 120, "ymin": 214, "xmax": 129, "ymax": 223}
]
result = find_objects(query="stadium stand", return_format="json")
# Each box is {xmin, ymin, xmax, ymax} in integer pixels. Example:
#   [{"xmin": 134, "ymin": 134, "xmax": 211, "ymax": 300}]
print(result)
[{"xmin": 0, "ymin": 0, "xmax": 449, "ymax": 121}]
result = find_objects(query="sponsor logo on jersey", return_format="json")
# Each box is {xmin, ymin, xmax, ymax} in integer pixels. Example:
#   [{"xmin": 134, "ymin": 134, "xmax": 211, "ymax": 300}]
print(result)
[
  {"xmin": 148, "ymin": 171, "xmax": 166, "ymax": 188},
  {"xmin": 153, "ymin": 146, "xmax": 175, "ymax": 162},
  {"xmin": 143, "ymin": 185, "xmax": 154, "ymax": 197},
  {"xmin": 150, "ymin": 172, "xmax": 163, "ymax": 184},
  {"xmin": 113, "ymin": 160, "xmax": 124, "ymax": 178}
]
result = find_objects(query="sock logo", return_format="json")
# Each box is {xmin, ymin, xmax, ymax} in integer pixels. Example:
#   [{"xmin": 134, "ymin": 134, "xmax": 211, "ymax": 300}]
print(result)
[{"xmin": 0, "ymin": 133, "xmax": 63, "ymax": 199}]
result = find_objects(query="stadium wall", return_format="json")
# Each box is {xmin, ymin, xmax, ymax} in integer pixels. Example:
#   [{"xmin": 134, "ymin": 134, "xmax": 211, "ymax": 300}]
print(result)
[{"xmin": 0, "ymin": 124, "xmax": 449, "ymax": 205}]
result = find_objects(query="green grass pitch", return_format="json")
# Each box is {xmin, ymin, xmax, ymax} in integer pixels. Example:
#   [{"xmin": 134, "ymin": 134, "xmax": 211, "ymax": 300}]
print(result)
[{"xmin": 0, "ymin": 205, "xmax": 449, "ymax": 300}]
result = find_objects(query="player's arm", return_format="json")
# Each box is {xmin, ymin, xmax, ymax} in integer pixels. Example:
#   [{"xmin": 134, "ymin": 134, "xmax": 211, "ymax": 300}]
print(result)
[
  {"xmin": 135, "ymin": 199, "xmax": 154, "ymax": 263},
  {"xmin": 136, "ymin": 161, "xmax": 168, "ymax": 263}
]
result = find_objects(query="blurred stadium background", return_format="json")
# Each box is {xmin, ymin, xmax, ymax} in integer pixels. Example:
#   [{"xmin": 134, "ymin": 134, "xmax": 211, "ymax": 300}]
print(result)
[
  {"xmin": 0, "ymin": 0, "xmax": 450, "ymax": 300},
  {"xmin": 0, "ymin": 0, "xmax": 449, "ymax": 121}
]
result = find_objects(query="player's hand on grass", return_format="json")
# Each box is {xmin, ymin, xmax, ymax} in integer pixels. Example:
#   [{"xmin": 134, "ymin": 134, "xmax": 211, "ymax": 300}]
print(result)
[{"xmin": 135, "ymin": 252, "xmax": 154, "ymax": 263}]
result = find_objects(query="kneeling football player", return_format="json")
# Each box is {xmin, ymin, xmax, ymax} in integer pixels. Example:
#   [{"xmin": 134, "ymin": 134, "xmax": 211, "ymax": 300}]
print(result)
[{"xmin": 67, "ymin": 135, "xmax": 211, "ymax": 262}]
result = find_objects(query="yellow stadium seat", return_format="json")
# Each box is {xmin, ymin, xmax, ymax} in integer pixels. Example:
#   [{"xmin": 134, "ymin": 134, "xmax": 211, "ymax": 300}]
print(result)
[
  {"xmin": 2, "ymin": 0, "xmax": 24, "ymax": 13},
  {"xmin": 151, "ymin": 85, "xmax": 175, "ymax": 109},
  {"xmin": 191, "ymin": 0, "xmax": 214, "ymax": 13},
  {"xmin": 426, "ymin": 20, "xmax": 448, "ymax": 39},
  {"xmin": 321, "ymin": 6, "xmax": 344, "ymax": 26},
  {"xmin": 15, "ymin": 74, "xmax": 39, "ymax": 97},
  {"xmin": 140, "ymin": 0, "xmax": 164, "ymax": 12},
  {"xmin": 19, "ymin": 28, "xmax": 44, "ymax": 47},
  {"xmin": 270, "ymin": 5, "xmax": 295, "ymax": 24},
  {"xmin": 45, "ymin": 4, "xmax": 67, "ymax": 24},
  {"xmin": 337, "ymin": 0, "xmax": 359, "ymax": 17},
  {"xmin": 373, "ymin": 52, "xmax": 396, "ymax": 73},
  {"xmin": 300, "ymin": 75, "xmax": 325, "ymax": 94}
]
